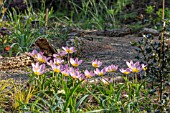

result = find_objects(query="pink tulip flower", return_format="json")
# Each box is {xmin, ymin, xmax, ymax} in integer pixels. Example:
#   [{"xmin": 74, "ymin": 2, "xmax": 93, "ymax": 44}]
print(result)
[
  {"xmin": 37, "ymin": 53, "xmax": 50, "ymax": 63},
  {"xmin": 54, "ymin": 58, "xmax": 64, "ymax": 65},
  {"xmin": 84, "ymin": 69, "xmax": 95, "ymax": 78},
  {"xmin": 70, "ymin": 58, "xmax": 83, "ymax": 67},
  {"xmin": 120, "ymin": 68, "xmax": 131, "ymax": 75},
  {"xmin": 105, "ymin": 64, "xmax": 118, "ymax": 72},
  {"xmin": 92, "ymin": 59, "xmax": 102, "ymax": 68},
  {"xmin": 94, "ymin": 68, "xmax": 106, "ymax": 76},
  {"xmin": 141, "ymin": 64, "xmax": 147, "ymax": 71},
  {"xmin": 32, "ymin": 62, "xmax": 45, "ymax": 75},
  {"xmin": 28, "ymin": 49, "xmax": 38, "ymax": 58},
  {"xmin": 126, "ymin": 61, "xmax": 142, "ymax": 73},
  {"xmin": 69, "ymin": 67, "xmax": 81, "ymax": 79},
  {"xmin": 62, "ymin": 46, "xmax": 77, "ymax": 54},
  {"xmin": 51, "ymin": 63, "xmax": 63, "ymax": 73},
  {"xmin": 61, "ymin": 69, "xmax": 70, "ymax": 76}
]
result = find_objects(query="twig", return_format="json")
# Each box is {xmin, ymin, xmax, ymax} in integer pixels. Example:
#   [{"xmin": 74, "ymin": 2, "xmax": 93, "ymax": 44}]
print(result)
[{"xmin": 159, "ymin": 0, "xmax": 166, "ymax": 101}]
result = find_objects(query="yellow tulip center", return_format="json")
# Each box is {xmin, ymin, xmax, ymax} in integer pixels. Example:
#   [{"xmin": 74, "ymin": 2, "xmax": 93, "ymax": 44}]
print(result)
[
  {"xmin": 34, "ymin": 72, "xmax": 41, "ymax": 76},
  {"xmin": 124, "ymin": 71, "xmax": 130, "ymax": 75},
  {"xmin": 38, "ymin": 58, "xmax": 46, "ymax": 63},
  {"xmin": 54, "ymin": 69, "xmax": 60, "ymax": 73},
  {"xmin": 92, "ymin": 63, "xmax": 99, "ymax": 68},
  {"xmin": 72, "ymin": 63, "xmax": 78, "ymax": 67},
  {"xmin": 132, "ymin": 68, "xmax": 140, "ymax": 73}
]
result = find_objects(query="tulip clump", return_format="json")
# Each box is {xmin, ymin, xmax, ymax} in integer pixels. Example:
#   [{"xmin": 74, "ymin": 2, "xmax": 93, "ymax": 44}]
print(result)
[{"xmin": 29, "ymin": 46, "xmax": 147, "ymax": 84}]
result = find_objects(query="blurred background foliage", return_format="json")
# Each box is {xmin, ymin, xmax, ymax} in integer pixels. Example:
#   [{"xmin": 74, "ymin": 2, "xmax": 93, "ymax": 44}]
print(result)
[{"xmin": 1, "ymin": 0, "xmax": 170, "ymax": 30}]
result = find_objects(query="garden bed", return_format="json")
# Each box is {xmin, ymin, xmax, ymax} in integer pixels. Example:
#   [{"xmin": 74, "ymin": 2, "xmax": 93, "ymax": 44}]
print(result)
[{"xmin": 0, "ymin": 33, "xmax": 139, "ymax": 80}]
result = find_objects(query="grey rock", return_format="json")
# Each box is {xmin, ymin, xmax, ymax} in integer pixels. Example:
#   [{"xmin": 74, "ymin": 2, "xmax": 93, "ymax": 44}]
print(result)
[{"xmin": 138, "ymin": 28, "xmax": 159, "ymax": 36}]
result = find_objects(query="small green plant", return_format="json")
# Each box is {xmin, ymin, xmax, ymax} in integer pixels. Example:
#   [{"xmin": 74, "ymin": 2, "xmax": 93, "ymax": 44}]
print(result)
[
  {"xmin": 0, "ymin": 27, "xmax": 12, "ymax": 56},
  {"xmin": 60, "ymin": 0, "xmax": 133, "ymax": 29},
  {"xmin": 0, "ymin": 2, "xmax": 57, "ymax": 56},
  {"xmin": 146, "ymin": 5, "xmax": 154, "ymax": 14},
  {"xmin": 0, "ymin": 0, "xmax": 7, "ymax": 21},
  {"xmin": 145, "ymin": 5, "xmax": 170, "ymax": 28},
  {"xmin": 131, "ymin": 34, "xmax": 169, "ymax": 82},
  {"xmin": 156, "ymin": 8, "xmax": 170, "ymax": 23},
  {"xmin": 11, "ymin": 83, "xmax": 36, "ymax": 112},
  {"xmin": 131, "ymin": 13, "xmax": 170, "ymax": 112},
  {"xmin": 145, "ymin": 5, "xmax": 155, "ymax": 24},
  {"xmin": 6, "ymin": 8, "xmax": 42, "ymax": 54},
  {"xmin": 0, "ymin": 79, "xmax": 14, "ymax": 110}
]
